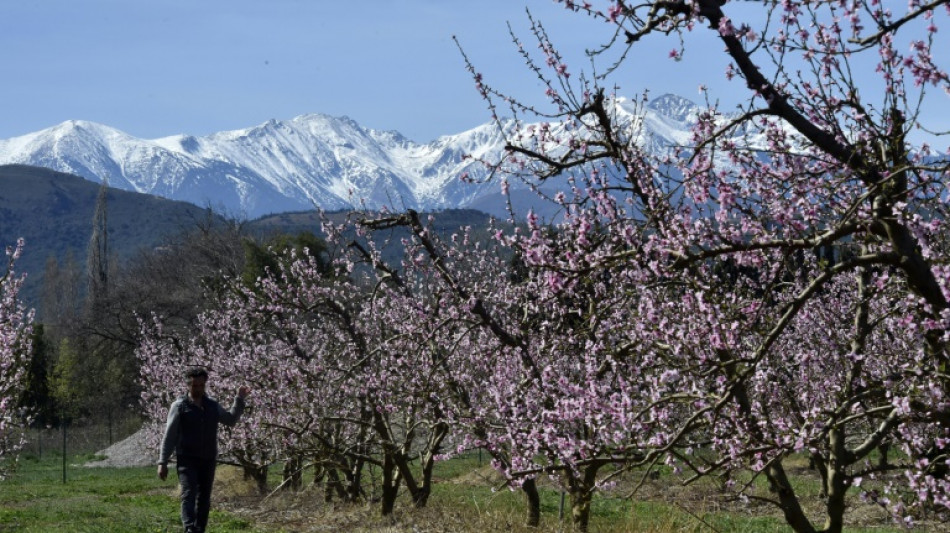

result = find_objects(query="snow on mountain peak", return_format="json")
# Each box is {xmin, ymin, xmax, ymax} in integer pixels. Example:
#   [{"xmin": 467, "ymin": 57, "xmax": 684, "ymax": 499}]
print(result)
[
  {"xmin": 0, "ymin": 95, "xmax": 711, "ymax": 218},
  {"xmin": 647, "ymin": 94, "xmax": 700, "ymax": 123}
]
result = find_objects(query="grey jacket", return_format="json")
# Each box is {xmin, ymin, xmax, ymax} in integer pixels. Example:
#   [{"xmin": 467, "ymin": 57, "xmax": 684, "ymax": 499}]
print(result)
[{"xmin": 158, "ymin": 394, "xmax": 245, "ymax": 465}]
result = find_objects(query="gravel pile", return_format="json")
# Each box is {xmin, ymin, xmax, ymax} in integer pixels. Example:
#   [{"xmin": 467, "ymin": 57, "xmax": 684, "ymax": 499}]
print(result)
[{"xmin": 85, "ymin": 427, "xmax": 156, "ymax": 468}]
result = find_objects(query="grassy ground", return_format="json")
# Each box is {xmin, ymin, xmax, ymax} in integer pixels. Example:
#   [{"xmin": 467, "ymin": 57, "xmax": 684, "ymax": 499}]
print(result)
[
  {"xmin": 208, "ymin": 453, "xmax": 912, "ymax": 532},
  {"xmin": 0, "ymin": 450, "xmax": 926, "ymax": 532},
  {"xmin": 0, "ymin": 452, "xmax": 255, "ymax": 533}
]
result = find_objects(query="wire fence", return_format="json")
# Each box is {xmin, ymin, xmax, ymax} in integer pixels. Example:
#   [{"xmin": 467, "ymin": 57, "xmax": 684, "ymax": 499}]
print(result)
[{"xmin": 20, "ymin": 415, "xmax": 143, "ymax": 459}]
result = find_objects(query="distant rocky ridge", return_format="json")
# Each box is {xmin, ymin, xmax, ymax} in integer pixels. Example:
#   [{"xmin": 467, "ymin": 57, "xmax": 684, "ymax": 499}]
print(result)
[{"xmin": 0, "ymin": 95, "xmax": 703, "ymax": 219}]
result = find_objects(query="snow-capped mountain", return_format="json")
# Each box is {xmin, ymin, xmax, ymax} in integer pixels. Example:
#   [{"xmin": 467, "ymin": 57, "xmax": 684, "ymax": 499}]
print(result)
[{"xmin": 0, "ymin": 95, "xmax": 702, "ymax": 219}]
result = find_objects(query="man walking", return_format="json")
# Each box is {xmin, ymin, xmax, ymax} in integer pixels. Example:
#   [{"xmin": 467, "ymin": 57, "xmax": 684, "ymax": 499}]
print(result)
[{"xmin": 157, "ymin": 366, "xmax": 249, "ymax": 533}]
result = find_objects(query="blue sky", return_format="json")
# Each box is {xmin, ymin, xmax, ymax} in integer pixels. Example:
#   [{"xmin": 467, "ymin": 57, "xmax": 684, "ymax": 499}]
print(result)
[
  {"xmin": 0, "ymin": 1, "xmax": 945, "ymax": 144},
  {"xmin": 0, "ymin": 0, "xmax": 734, "ymax": 142}
]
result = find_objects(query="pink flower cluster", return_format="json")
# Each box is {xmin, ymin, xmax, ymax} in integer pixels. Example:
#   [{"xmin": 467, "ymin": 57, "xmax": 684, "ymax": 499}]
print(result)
[{"xmin": 0, "ymin": 239, "xmax": 34, "ymax": 478}]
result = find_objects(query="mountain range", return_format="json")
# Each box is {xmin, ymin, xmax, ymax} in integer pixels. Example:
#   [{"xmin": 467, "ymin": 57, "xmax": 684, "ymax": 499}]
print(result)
[{"xmin": 0, "ymin": 95, "xmax": 702, "ymax": 219}]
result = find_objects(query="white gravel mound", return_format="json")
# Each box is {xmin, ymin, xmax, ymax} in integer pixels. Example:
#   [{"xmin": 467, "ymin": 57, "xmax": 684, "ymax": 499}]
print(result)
[{"xmin": 85, "ymin": 427, "xmax": 156, "ymax": 468}]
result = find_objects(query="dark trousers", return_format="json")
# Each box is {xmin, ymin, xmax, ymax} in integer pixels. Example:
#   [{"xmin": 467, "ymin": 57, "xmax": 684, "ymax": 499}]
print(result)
[{"xmin": 176, "ymin": 456, "xmax": 216, "ymax": 533}]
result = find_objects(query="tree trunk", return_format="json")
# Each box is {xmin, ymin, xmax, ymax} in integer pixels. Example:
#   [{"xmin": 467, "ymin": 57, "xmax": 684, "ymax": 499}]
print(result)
[
  {"xmin": 766, "ymin": 461, "xmax": 817, "ymax": 533},
  {"xmin": 282, "ymin": 456, "xmax": 302, "ymax": 491},
  {"xmin": 823, "ymin": 430, "xmax": 848, "ymax": 533},
  {"xmin": 379, "ymin": 453, "xmax": 400, "ymax": 516},
  {"xmin": 413, "ymin": 422, "xmax": 449, "ymax": 509},
  {"xmin": 324, "ymin": 467, "xmax": 347, "ymax": 503},
  {"xmin": 311, "ymin": 463, "xmax": 325, "ymax": 491},
  {"xmin": 522, "ymin": 477, "xmax": 541, "ymax": 528},
  {"xmin": 567, "ymin": 464, "xmax": 600, "ymax": 533},
  {"xmin": 371, "ymin": 410, "xmax": 424, "ymax": 510},
  {"xmin": 570, "ymin": 489, "xmax": 593, "ymax": 533},
  {"xmin": 345, "ymin": 457, "xmax": 364, "ymax": 502},
  {"xmin": 413, "ymin": 457, "xmax": 433, "ymax": 509},
  {"xmin": 242, "ymin": 463, "xmax": 269, "ymax": 493}
]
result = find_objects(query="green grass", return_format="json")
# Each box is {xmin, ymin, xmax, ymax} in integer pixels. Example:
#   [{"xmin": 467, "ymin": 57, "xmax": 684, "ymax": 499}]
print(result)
[
  {"xmin": 0, "ymin": 450, "xmax": 911, "ymax": 533},
  {"xmin": 421, "ymin": 453, "xmax": 909, "ymax": 532},
  {"xmin": 423, "ymin": 454, "xmax": 791, "ymax": 532},
  {"xmin": 0, "ymin": 453, "xmax": 258, "ymax": 533}
]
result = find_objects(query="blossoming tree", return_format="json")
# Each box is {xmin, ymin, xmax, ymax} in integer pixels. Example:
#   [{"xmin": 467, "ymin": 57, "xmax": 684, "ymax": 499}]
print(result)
[
  {"xmin": 0, "ymin": 239, "xmax": 34, "ymax": 477},
  {"xmin": 138, "ymin": 231, "xmax": 470, "ymax": 515},
  {"xmin": 456, "ymin": 0, "xmax": 950, "ymax": 530}
]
